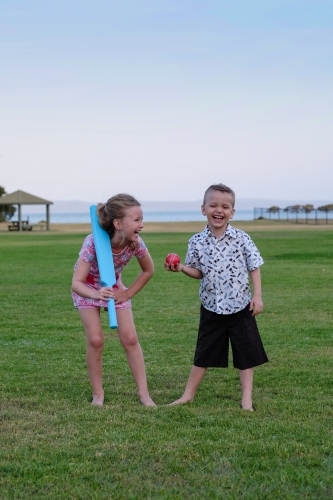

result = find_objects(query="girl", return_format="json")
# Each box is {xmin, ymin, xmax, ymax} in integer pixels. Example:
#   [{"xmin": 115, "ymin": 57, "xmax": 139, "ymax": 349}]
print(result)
[{"xmin": 72, "ymin": 193, "xmax": 156, "ymax": 407}]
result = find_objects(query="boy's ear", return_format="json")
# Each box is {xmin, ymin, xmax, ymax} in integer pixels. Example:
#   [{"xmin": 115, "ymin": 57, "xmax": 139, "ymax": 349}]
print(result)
[
  {"xmin": 201, "ymin": 205, "xmax": 206, "ymax": 216},
  {"xmin": 230, "ymin": 208, "xmax": 235, "ymax": 219}
]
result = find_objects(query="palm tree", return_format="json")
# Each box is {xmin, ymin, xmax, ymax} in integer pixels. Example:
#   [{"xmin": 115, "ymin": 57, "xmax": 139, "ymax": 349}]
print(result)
[
  {"xmin": 284, "ymin": 206, "xmax": 292, "ymax": 221},
  {"xmin": 290, "ymin": 205, "xmax": 302, "ymax": 223},
  {"xmin": 318, "ymin": 204, "xmax": 333, "ymax": 224},
  {"xmin": 301, "ymin": 204, "xmax": 314, "ymax": 224},
  {"xmin": 267, "ymin": 206, "xmax": 280, "ymax": 220}
]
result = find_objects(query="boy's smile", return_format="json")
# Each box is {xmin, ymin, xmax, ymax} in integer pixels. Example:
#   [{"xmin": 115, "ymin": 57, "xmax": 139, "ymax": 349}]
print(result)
[{"xmin": 201, "ymin": 190, "xmax": 235, "ymax": 237}]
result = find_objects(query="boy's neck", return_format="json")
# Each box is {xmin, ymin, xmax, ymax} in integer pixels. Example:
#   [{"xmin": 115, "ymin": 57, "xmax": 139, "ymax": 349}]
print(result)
[{"xmin": 207, "ymin": 223, "xmax": 230, "ymax": 239}]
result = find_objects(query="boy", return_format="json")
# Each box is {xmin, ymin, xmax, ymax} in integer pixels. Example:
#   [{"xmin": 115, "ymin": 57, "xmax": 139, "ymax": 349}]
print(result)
[{"xmin": 165, "ymin": 183, "xmax": 268, "ymax": 411}]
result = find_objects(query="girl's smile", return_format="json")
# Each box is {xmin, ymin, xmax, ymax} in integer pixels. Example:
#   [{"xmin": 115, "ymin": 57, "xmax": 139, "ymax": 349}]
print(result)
[{"xmin": 113, "ymin": 206, "xmax": 144, "ymax": 247}]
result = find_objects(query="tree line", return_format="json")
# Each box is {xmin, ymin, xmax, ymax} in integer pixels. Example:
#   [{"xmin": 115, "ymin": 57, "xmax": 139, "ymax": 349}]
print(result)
[
  {"xmin": 265, "ymin": 204, "xmax": 333, "ymax": 222},
  {"xmin": 0, "ymin": 186, "xmax": 16, "ymax": 222},
  {"xmin": 267, "ymin": 204, "xmax": 333, "ymax": 214}
]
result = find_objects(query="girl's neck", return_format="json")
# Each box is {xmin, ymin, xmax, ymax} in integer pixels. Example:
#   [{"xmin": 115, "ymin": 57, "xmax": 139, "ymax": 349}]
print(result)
[{"xmin": 111, "ymin": 233, "xmax": 128, "ymax": 252}]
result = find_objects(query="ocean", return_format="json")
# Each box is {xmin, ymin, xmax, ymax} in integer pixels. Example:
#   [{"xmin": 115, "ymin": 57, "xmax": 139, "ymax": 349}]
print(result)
[{"xmin": 21, "ymin": 209, "xmax": 255, "ymax": 224}]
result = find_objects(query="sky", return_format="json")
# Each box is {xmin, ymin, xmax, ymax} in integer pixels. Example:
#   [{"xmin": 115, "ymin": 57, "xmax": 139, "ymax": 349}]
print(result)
[{"xmin": 1, "ymin": 0, "xmax": 332, "ymax": 203}]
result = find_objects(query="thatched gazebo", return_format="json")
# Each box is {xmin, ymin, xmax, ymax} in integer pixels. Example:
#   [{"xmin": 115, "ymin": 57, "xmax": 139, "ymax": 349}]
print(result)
[{"xmin": 0, "ymin": 190, "xmax": 53, "ymax": 231}]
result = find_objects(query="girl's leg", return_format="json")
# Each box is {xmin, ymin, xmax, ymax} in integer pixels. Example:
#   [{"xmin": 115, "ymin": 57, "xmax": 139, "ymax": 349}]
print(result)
[
  {"xmin": 168, "ymin": 365, "xmax": 207, "ymax": 405},
  {"xmin": 239, "ymin": 368, "xmax": 254, "ymax": 410},
  {"xmin": 116, "ymin": 308, "xmax": 156, "ymax": 407},
  {"xmin": 79, "ymin": 308, "xmax": 105, "ymax": 406}
]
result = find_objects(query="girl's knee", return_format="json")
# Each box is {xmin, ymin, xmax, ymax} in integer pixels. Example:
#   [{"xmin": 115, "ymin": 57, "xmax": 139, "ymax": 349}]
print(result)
[
  {"xmin": 87, "ymin": 335, "xmax": 104, "ymax": 350},
  {"xmin": 120, "ymin": 332, "xmax": 139, "ymax": 350}
]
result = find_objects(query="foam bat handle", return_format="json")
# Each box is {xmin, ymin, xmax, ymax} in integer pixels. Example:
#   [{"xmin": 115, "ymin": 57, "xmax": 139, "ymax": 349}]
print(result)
[{"xmin": 90, "ymin": 205, "xmax": 118, "ymax": 329}]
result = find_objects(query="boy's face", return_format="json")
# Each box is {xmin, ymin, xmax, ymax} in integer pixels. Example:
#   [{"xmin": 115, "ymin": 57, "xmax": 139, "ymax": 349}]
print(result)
[{"xmin": 201, "ymin": 190, "xmax": 235, "ymax": 236}]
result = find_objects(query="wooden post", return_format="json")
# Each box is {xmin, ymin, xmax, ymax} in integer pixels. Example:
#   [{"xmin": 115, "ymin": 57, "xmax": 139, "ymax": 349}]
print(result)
[
  {"xmin": 18, "ymin": 204, "xmax": 22, "ymax": 231},
  {"xmin": 46, "ymin": 204, "xmax": 50, "ymax": 231}
]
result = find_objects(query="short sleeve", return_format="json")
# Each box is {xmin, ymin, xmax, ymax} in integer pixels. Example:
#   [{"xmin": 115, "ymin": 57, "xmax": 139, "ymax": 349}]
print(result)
[
  {"xmin": 79, "ymin": 234, "xmax": 96, "ymax": 264},
  {"xmin": 242, "ymin": 233, "xmax": 264, "ymax": 271},
  {"xmin": 185, "ymin": 235, "xmax": 201, "ymax": 269},
  {"xmin": 134, "ymin": 237, "xmax": 148, "ymax": 259}
]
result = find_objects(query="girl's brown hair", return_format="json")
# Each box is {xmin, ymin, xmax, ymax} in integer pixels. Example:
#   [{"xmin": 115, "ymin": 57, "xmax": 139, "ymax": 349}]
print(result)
[{"xmin": 96, "ymin": 194, "xmax": 141, "ymax": 244}]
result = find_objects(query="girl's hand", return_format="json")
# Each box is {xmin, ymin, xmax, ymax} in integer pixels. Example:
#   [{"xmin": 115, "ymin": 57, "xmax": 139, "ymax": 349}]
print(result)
[
  {"xmin": 164, "ymin": 261, "xmax": 184, "ymax": 272},
  {"xmin": 249, "ymin": 295, "xmax": 263, "ymax": 316},
  {"xmin": 95, "ymin": 286, "xmax": 115, "ymax": 301},
  {"xmin": 114, "ymin": 288, "xmax": 131, "ymax": 305}
]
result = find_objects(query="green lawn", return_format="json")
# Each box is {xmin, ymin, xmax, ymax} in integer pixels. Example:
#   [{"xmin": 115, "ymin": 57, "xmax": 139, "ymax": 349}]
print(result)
[{"xmin": 0, "ymin": 229, "xmax": 332, "ymax": 499}]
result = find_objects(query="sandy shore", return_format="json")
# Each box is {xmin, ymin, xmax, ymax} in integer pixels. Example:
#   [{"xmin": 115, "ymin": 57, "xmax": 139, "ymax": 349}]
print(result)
[{"xmin": 1, "ymin": 219, "xmax": 332, "ymax": 233}]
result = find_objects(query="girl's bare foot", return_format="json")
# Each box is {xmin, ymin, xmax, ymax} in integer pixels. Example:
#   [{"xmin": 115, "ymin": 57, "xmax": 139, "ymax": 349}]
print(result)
[
  {"xmin": 167, "ymin": 396, "xmax": 193, "ymax": 406},
  {"xmin": 92, "ymin": 392, "xmax": 104, "ymax": 406},
  {"xmin": 139, "ymin": 395, "xmax": 157, "ymax": 407},
  {"xmin": 241, "ymin": 399, "xmax": 253, "ymax": 411},
  {"xmin": 241, "ymin": 405, "xmax": 254, "ymax": 412}
]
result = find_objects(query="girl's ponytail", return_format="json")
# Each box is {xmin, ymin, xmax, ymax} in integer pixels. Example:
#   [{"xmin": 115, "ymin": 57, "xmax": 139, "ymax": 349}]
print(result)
[
  {"xmin": 96, "ymin": 194, "xmax": 141, "ymax": 239},
  {"xmin": 96, "ymin": 202, "xmax": 115, "ymax": 236}
]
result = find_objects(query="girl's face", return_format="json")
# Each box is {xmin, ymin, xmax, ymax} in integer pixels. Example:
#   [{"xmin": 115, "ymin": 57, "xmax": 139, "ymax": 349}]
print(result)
[{"xmin": 114, "ymin": 205, "xmax": 144, "ymax": 243}]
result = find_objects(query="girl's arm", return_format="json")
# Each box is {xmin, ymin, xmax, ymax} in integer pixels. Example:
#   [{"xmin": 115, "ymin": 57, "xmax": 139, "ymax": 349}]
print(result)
[
  {"xmin": 249, "ymin": 267, "xmax": 263, "ymax": 316},
  {"xmin": 118, "ymin": 252, "xmax": 154, "ymax": 301},
  {"xmin": 72, "ymin": 259, "xmax": 114, "ymax": 301}
]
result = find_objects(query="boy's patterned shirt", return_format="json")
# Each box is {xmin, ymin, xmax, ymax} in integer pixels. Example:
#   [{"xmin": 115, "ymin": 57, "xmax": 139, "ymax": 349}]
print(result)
[{"xmin": 185, "ymin": 224, "xmax": 264, "ymax": 314}]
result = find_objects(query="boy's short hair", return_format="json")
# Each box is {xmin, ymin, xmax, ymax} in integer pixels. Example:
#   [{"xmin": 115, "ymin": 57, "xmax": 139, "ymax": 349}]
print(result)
[{"xmin": 203, "ymin": 184, "xmax": 236, "ymax": 207}]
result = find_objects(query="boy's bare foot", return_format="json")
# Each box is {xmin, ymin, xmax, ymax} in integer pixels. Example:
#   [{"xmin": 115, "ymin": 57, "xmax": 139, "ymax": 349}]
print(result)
[
  {"xmin": 139, "ymin": 395, "xmax": 157, "ymax": 407},
  {"xmin": 92, "ymin": 393, "xmax": 104, "ymax": 406},
  {"xmin": 167, "ymin": 396, "xmax": 193, "ymax": 406}
]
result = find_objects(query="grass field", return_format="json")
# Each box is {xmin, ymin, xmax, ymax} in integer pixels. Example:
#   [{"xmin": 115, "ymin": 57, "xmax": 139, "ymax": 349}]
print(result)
[{"xmin": 0, "ymin": 226, "xmax": 332, "ymax": 499}]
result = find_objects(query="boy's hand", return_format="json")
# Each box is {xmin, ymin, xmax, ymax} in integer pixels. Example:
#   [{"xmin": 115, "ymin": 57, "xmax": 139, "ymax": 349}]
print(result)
[
  {"xmin": 249, "ymin": 295, "xmax": 263, "ymax": 316},
  {"xmin": 164, "ymin": 261, "xmax": 184, "ymax": 272}
]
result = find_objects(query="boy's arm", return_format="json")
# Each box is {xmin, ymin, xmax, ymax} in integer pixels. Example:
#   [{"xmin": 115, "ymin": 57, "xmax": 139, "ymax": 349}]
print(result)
[
  {"xmin": 249, "ymin": 267, "xmax": 263, "ymax": 316},
  {"xmin": 165, "ymin": 261, "xmax": 202, "ymax": 279},
  {"xmin": 180, "ymin": 263, "xmax": 203, "ymax": 279}
]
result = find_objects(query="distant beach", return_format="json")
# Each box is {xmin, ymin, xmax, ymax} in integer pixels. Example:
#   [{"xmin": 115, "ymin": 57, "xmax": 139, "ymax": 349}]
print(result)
[{"xmin": 21, "ymin": 209, "xmax": 255, "ymax": 224}]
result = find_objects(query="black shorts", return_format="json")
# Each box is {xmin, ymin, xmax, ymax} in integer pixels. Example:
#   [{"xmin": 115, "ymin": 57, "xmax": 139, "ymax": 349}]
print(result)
[{"xmin": 194, "ymin": 304, "xmax": 269, "ymax": 370}]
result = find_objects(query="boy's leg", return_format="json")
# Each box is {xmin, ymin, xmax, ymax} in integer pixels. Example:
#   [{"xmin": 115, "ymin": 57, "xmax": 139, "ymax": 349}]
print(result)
[
  {"xmin": 79, "ymin": 308, "xmax": 105, "ymax": 406},
  {"xmin": 239, "ymin": 368, "xmax": 253, "ymax": 410},
  {"xmin": 230, "ymin": 306, "xmax": 268, "ymax": 410},
  {"xmin": 168, "ymin": 365, "xmax": 207, "ymax": 405},
  {"xmin": 116, "ymin": 308, "xmax": 156, "ymax": 407}
]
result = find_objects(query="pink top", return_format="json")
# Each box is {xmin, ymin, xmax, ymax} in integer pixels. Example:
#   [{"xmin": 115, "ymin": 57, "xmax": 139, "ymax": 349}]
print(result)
[{"xmin": 72, "ymin": 233, "xmax": 148, "ymax": 309}]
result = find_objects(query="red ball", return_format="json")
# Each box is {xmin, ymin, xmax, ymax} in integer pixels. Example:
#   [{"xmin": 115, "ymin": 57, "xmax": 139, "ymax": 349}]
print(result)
[{"xmin": 165, "ymin": 253, "xmax": 180, "ymax": 266}]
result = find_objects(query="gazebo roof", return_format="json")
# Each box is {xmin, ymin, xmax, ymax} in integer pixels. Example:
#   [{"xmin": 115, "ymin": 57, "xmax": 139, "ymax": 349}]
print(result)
[{"xmin": 0, "ymin": 190, "xmax": 53, "ymax": 205}]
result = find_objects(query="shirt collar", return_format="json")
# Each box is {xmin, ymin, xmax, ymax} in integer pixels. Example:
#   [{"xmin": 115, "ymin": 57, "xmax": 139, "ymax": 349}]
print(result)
[{"xmin": 204, "ymin": 223, "xmax": 237, "ymax": 241}]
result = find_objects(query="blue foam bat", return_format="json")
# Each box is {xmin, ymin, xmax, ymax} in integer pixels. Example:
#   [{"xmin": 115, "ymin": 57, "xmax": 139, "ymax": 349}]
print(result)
[{"xmin": 90, "ymin": 205, "xmax": 118, "ymax": 329}]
